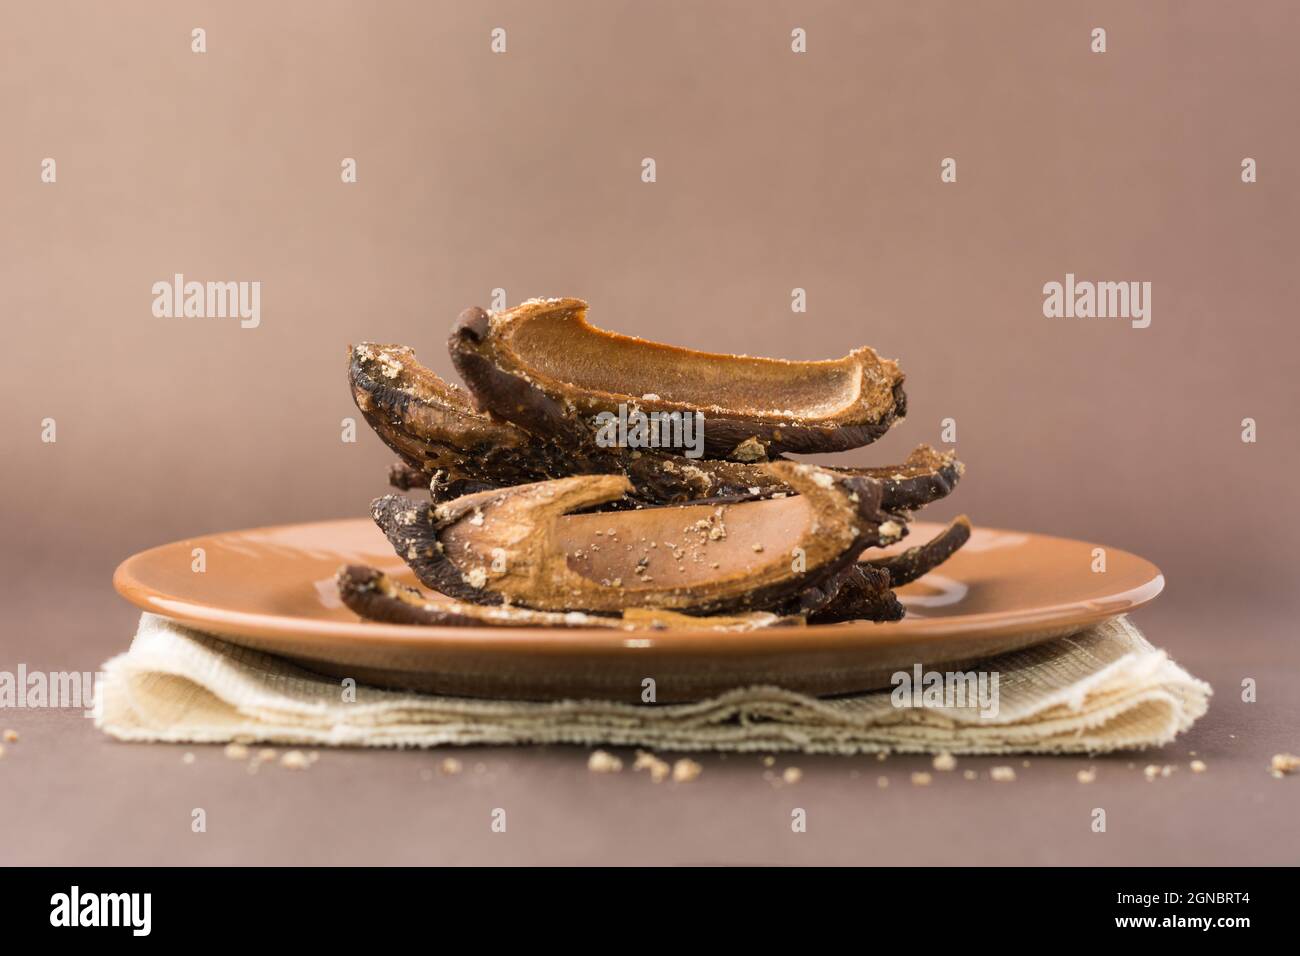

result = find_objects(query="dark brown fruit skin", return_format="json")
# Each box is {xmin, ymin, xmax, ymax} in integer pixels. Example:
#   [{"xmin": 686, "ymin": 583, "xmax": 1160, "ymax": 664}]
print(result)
[
  {"xmin": 387, "ymin": 461, "xmax": 426, "ymax": 490},
  {"xmin": 806, "ymin": 565, "xmax": 906, "ymax": 624},
  {"xmin": 387, "ymin": 442, "xmax": 963, "ymax": 511},
  {"xmin": 448, "ymin": 302, "xmax": 908, "ymax": 460},
  {"xmin": 337, "ymin": 564, "xmax": 481, "ymax": 626},
  {"xmin": 863, "ymin": 515, "xmax": 971, "ymax": 587},
  {"xmin": 805, "ymin": 517, "xmax": 972, "ymax": 623},
  {"xmin": 370, "ymin": 495, "xmax": 495, "ymax": 605},
  {"xmin": 448, "ymin": 317, "xmax": 578, "ymax": 440},
  {"xmin": 387, "ymin": 461, "xmax": 502, "ymax": 501},
  {"xmin": 828, "ymin": 445, "xmax": 964, "ymax": 514},
  {"xmin": 455, "ymin": 306, "xmax": 491, "ymax": 343}
]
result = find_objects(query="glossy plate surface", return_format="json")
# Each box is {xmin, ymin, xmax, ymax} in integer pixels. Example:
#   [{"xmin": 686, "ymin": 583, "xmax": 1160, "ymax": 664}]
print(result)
[{"xmin": 113, "ymin": 516, "xmax": 1163, "ymax": 701}]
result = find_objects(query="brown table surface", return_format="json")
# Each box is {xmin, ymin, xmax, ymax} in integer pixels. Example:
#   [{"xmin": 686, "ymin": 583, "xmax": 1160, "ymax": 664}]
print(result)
[
  {"xmin": 4, "ymin": 0, "xmax": 1299, "ymax": 868},
  {"xmin": 2, "ymin": 583, "xmax": 1296, "ymax": 867}
]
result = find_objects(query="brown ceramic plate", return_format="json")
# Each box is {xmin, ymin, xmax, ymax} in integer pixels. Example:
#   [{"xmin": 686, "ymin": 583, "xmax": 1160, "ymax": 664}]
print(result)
[{"xmin": 113, "ymin": 514, "xmax": 1162, "ymax": 702}]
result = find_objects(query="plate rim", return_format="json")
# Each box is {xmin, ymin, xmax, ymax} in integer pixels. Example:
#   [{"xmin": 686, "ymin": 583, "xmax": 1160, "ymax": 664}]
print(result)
[{"xmin": 112, "ymin": 516, "xmax": 1165, "ymax": 657}]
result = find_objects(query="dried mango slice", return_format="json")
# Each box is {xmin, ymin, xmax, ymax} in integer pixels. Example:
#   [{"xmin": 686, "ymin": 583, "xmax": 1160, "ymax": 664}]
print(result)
[
  {"xmin": 448, "ymin": 297, "xmax": 906, "ymax": 460},
  {"xmin": 336, "ymin": 565, "xmax": 798, "ymax": 630},
  {"xmin": 371, "ymin": 463, "xmax": 905, "ymax": 616}
]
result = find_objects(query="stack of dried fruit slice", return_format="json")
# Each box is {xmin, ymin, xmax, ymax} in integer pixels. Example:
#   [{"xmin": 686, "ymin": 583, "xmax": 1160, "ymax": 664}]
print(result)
[{"xmin": 340, "ymin": 297, "xmax": 969, "ymax": 630}]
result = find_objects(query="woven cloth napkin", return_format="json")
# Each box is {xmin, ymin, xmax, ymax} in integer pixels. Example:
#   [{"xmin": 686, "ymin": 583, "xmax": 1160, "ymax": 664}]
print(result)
[{"xmin": 97, "ymin": 612, "xmax": 1210, "ymax": 755}]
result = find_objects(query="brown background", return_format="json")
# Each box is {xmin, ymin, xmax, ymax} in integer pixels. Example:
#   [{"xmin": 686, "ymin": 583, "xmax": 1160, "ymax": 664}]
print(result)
[{"xmin": 1, "ymin": 1, "xmax": 1297, "ymax": 865}]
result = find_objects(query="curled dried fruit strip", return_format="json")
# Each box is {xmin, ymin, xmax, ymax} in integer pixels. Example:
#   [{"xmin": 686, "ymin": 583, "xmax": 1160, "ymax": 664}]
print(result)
[
  {"xmin": 337, "ymin": 564, "xmax": 618, "ymax": 628},
  {"xmin": 827, "ymin": 445, "xmax": 964, "ymax": 513},
  {"xmin": 801, "ymin": 517, "xmax": 971, "ymax": 623},
  {"xmin": 350, "ymin": 343, "xmax": 573, "ymax": 491},
  {"xmin": 449, "ymin": 297, "xmax": 907, "ymax": 460},
  {"xmin": 371, "ymin": 463, "xmax": 904, "ymax": 616},
  {"xmin": 862, "ymin": 516, "xmax": 971, "ymax": 587},
  {"xmin": 336, "ymin": 565, "xmax": 798, "ymax": 630},
  {"xmin": 621, "ymin": 443, "xmax": 962, "ymax": 512}
]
